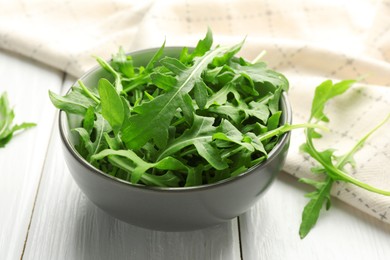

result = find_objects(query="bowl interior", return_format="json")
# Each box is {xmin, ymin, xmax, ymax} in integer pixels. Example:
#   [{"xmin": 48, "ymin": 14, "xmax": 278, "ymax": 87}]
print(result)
[{"xmin": 60, "ymin": 47, "xmax": 292, "ymax": 191}]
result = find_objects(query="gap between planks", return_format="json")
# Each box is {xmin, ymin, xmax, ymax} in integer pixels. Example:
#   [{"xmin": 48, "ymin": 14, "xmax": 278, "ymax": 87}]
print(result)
[{"xmin": 20, "ymin": 72, "xmax": 67, "ymax": 260}]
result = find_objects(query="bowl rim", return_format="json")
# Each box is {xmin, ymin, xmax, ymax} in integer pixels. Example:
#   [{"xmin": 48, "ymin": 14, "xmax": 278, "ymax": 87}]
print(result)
[{"xmin": 58, "ymin": 46, "xmax": 292, "ymax": 193}]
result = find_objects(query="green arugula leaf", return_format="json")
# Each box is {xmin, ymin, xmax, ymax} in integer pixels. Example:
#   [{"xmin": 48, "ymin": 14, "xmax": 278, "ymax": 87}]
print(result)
[
  {"xmin": 229, "ymin": 61, "xmax": 289, "ymax": 90},
  {"xmin": 98, "ymin": 78, "xmax": 124, "ymax": 134},
  {"xmin": 205, "ymin": 81, "xmax": 241, "ymax": 108},
  {"xmin": 150, "ymin": 72, "xmax": 177, "ymax": 91},
  {"xmin": 73, "ymin": 112, "xmax": 110, "ymax": 161},
  {"xmin": 299, "ymin": 177, "xmax": 333, "ymax": 239},
  {"xmin": 180, "ymin": 27, "xmax": 213, "ymax": 64},
  {"xmin": 0, "ymin": 92, "xmax": 36, "ymax": 148},
  {"xmin": 310, "ymin": 79, "xmax": 355, "ymax": 122},
  {"xmin": 111, "ymin": 47, "xmax": 135, "ymax": 78},
  {"xmin": 91, "ymin": 148, "xmax": 188, "ymax": 184},
  {"xmin": 49, "ymin": 86, "xmax": 98, "ymax": 115}
]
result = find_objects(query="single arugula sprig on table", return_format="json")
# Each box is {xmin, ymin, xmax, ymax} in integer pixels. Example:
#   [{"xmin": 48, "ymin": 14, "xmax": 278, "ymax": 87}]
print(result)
[
  {"xmin": 298, "ymin": 79, "xmax": 390, "ymax": 239},
  {"xmin": 0, "ymin": 92, "xmax": 36, "ymax": 147},
  {"xmin": 50, "ymin": 29, "xmax": 318, "ymax": 187}
]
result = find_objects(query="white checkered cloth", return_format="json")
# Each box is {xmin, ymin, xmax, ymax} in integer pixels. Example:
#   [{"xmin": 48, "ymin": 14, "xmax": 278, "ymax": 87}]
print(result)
[{"xmin": 1, "ymin": 0, "xmax": 389, "ymax": 223}]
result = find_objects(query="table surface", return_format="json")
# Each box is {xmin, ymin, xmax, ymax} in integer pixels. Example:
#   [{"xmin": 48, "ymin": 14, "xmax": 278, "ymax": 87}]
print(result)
[{"xmin": 1, "ymin": 49, "xmax": 390, "ymax": 260}]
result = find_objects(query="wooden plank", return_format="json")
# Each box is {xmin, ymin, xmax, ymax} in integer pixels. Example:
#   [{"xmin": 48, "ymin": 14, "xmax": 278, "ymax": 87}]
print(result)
[
  {"xmin": 23, "ymin": 76, "xmax": 241, "ymax": 260},
  {"xmin": 0, "ymin": 50, "xmax": 63, "ymax": 260},
  {"xmin": 239, "ymin": 172, "xmax": 390, "ymax": 260}
]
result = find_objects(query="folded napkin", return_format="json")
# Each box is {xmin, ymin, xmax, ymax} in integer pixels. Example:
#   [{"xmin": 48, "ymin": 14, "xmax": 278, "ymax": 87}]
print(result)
[{"xmin": 1, "ymin": 0, "xmax": 389, "ymax": 223}]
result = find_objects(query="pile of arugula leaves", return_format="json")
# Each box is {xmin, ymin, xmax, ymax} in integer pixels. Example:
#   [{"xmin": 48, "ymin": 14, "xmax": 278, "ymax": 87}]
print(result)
[
  {"xmin": 0, "ymin": 92, "xmax": 36, "ymax": 147},
  {"xmin": 50, "ymin": 29, "xmax": 305, "ymax": 187}
]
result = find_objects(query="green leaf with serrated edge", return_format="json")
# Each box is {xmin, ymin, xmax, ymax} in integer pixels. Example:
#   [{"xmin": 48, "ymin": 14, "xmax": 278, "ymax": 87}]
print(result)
[
  {"xmin": 193, "ymin": 140, "xmax": 228, "ymax": 170},
  {"xmin": 229, "ymin": 61, "xmax": 289, "ymax": 90},
  {"xmin": 267, "ymin": 111, "xmax": 281, "ymax": 131},
  {"xmin": 185, "ymin": 165, "xmax": 203, "ymax": 187},
  {"xmin": 141, "ymin": 171, "xmax": 182, "ymax": 187},
  {"xmin": 98, "ymin": 78, "xmax": 124, "ymax": 134},
  {"xmin": 159, "ymin": 57, "xmax": 187, "ymax": 75},
  {"xmin": 156, "ymin": 115, "xmax": 216, "ymax": 160},
  {"xmin": 49, "ymin": 86, "xmax": 97, "ymax": 115},
  {"xmin": 205, "ymin": 81, "xmax": 241, "ymax": 108},
  {"xmin": 0, "ymin": 92, "xmax": 36, "ymax": 148},
  {"xmin": 73, "ymin": 112, "xmax": 111, "ymax": 160},
  {"xmin": 310, "ymin": 79, "xmax": 355, "ymax": 122},
  {"xmin": 299, "ymin": 178, "xmax": 332, "ymax": 239},
  {"xmin": 121, "ymin": 41, "xmax": 244, "ymax": 150},
  {"xmin": 121, "ymin": 96, "xmax": 132, "ymax": 120},
  {"xmin": 83, "ymin": 106, "xmax": 95, "ymax": 134},
  {"xmin": 72, "ymin": 127, "xmax": 94, "ymax": 156},
  {"xmin": 246, "ymin": 101, "xmax": 270, "ymax": 123},
  {"xmin": 245, "ymin": 132, "xmax": 267, "ymax": 154},
  {"xmin": 212, "ymin": 120, "xmax": 254, "ymax": 152},
  {"xmin": 150, "ymin": 72, "xmax": 177, "ymax": 91},
  {"xmin": 111, "ymin": 47, "xmax": 135, "ymax": 78},
  {"xmin": 144, "ymin": 40, "xmax": 166, "ymax": 72},
  {"xmin": 202, "ymin": 66, "xmax": 225, "ymax": 84},
  {"xmin": 181, "ymin": 27, "xmax": 213, "ymax": 64},
  {"xmin": 207, "ymin": 102, "xmax": 242, "ymax": 124},
  {"xmin": 180, "ymin": 93, "xmax": 195, "ymax": 125},
  {"xmin": 193, "ymin": 80, "xmax": 208, "ymax": 109},
  {"xmin": 299, "ymin": 178, "xmax": 326, "ymax": 190},
  {"xmin": 91, "ymin": 149, "xmax": 188, "ymax": 184},
  {"xmin": 91, "ymin": 149, "xmax": 151, "ymax": 183},
  {"xmin": 211, "ymin": 38, "xmax": 245, "ymax": 67},
  {"xmin": 208, "ymin": 100, "xmax": 269, "ymax": 125},
  {"xmin": 268, "ymin": 87, "xmax": 282, "ymax": 115}
]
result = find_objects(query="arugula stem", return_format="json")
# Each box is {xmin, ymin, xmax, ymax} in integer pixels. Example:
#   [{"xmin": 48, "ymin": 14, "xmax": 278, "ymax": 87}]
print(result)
[
  {"xmin": 108, "ymin": 156, "xmax": 168, "ymax": 187},
  {"xmin": 258, "ymin": 123, "xmax": 327, "ymax": 142},
  {"xmin": 78, "ymin": 80, "xmax": 100, "ymax": 104},
  {"xmin": 305, "ymin": 126, "xmax": 390, "ymax": 196},
  {"xmin": 95, "ymin": 56, "xmax": 123, "ymax": 92},
  {"xmin": 180, "ymin": 147, "xmax": 197, "ymax": 157},
  {"xmin": 335, "ymin": 113, "xmax": 390, "ymax": 169},
  {"xmin": 171, "ymin": 117, "xmax": 187, "ymax": 127},
  {"xmin": 251, "ymin": 50, "xmax": 267, "ymax": 64}
]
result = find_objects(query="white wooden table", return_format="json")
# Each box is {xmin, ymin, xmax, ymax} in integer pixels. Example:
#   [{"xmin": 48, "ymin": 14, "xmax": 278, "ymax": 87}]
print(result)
[{"xmin": 1, "ymin": 49, "xmax": 390, "ymax": 260}]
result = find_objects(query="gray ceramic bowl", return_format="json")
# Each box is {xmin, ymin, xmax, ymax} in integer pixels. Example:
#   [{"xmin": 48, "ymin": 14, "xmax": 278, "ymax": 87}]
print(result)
[{"xmin": 59, "ymin": 47, "xmax": 292, "ymax": 231}]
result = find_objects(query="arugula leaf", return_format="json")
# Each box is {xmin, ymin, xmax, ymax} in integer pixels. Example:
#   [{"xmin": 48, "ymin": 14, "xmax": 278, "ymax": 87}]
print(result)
[
  {"xmin": 310, "ymin": 79, "xmax": 355, "ymax": 122},
  {"xmin": 180, "ymin": 27, "xmax": 213, "ymax": 64},
  {"xmin": 229, "ymin": 61, "xmax": 289, "ymax": 91},
  {"xmin": 157, "ymin": 115, "xmax": 227, "ymax": 168},
  {"xmin": 73, "ymin": 112, "xmax": 110, "ymax": 161},
  {"xmin": 91, "ymin": 148, "xmax": 188, "ymax": 185},
  {"xmin": 299, "ymin": 177, "xmax": 333, "ymax": 239},
  {"xmin": 98, "ymin": 78, "xmax": 124, "ymax": 134},
  {"xmin": 0, "ymin": 92, "xmax": 36, "ymax": 148},
  {"xmin": 49, "ymin": 86, "xmax": 98, "ymax": 115},
  {"xmin": 298, "ymin": 79, "xmax": 390, "ymax": 239}
]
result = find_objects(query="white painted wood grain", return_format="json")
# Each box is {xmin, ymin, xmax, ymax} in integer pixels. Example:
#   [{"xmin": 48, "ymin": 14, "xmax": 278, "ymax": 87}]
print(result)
[
  {"xmin": 22, "ymin": 76, "xmax": 242, "ymax": 260},
  {"xmin": 239, "ymin": 172, "xmax": 390, "ymax": 260},
  {"xmin": 0, "ymin": 50, "xmax": 63, "ymax": 260}
]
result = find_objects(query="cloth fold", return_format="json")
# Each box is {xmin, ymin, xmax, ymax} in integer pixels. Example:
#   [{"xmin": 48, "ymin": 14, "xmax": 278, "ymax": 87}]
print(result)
[{"xmin": 1, "ymin": 0, "xmax": 389, "ymax": 223}]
